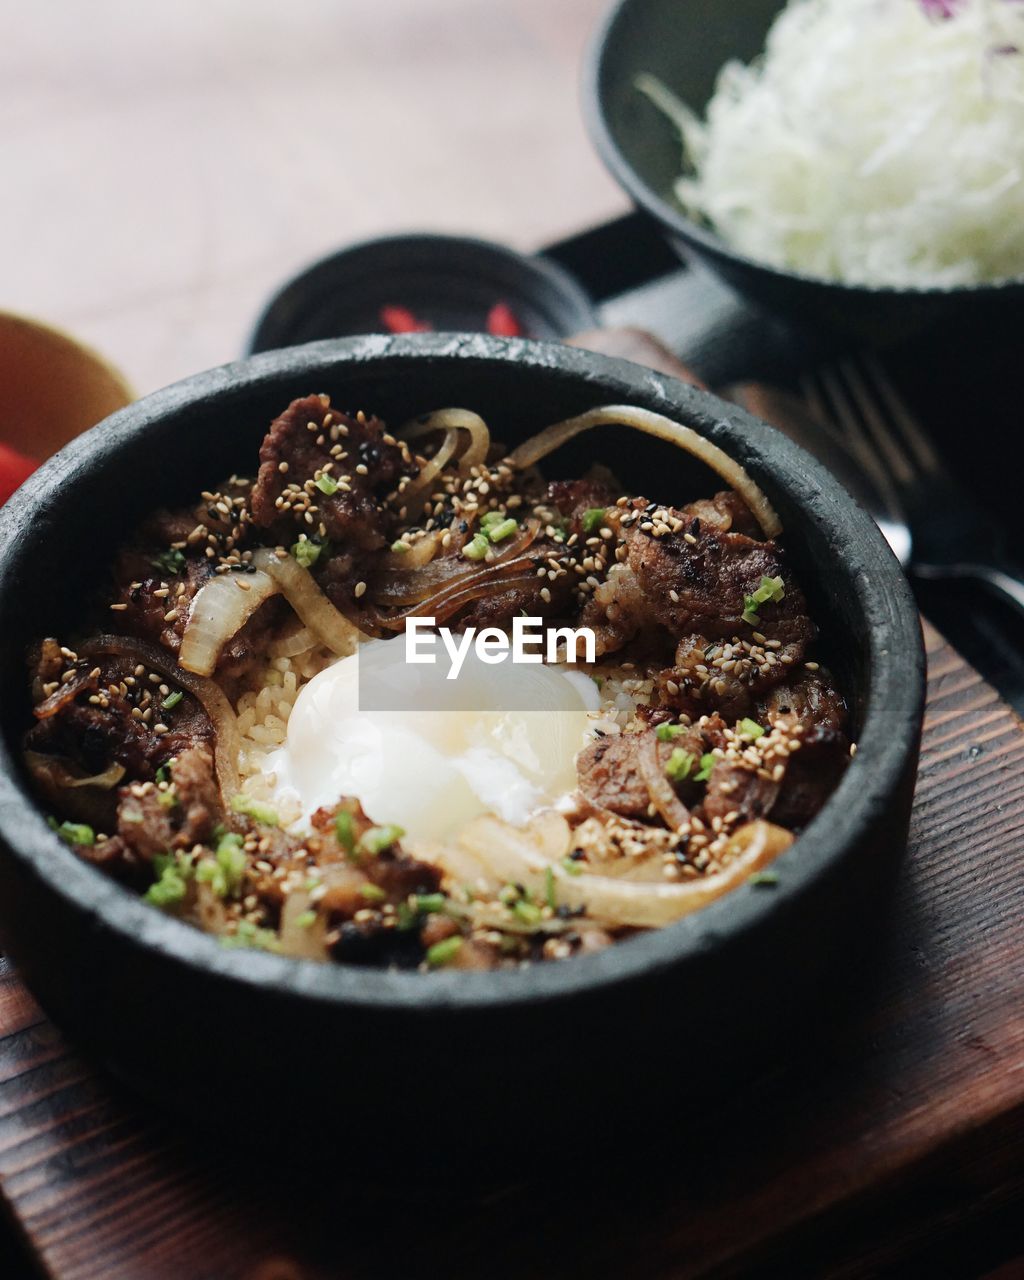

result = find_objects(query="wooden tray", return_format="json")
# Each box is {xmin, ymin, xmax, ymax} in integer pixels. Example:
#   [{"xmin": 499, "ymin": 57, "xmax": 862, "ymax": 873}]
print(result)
[{"xmin": 1, "ymin": 620, "xmax": 1022, "ymax": 1279}]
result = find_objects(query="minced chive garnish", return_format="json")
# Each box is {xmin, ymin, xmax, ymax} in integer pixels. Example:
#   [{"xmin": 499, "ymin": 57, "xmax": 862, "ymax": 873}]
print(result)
[
  {"xmin": 561, "ymin": 856, "xmax": 583, "ymax": 876},
  {"xmin": 161, "ymin": 690, "xmax": 183, "ymax": 711},
  {"xmin": 359, "ymin": 883, "xmax": 387, "ymax": 902},
  {"xmin": 426, "ymin": 936, "xmax": 463, "ymax": 968},
  {"xmin": 462, "ymin": 532, "xmax": 490, "ymax": 561},
  {"xmin": 221, "ymin": 921, "xmax": 279, "ymax": 952},
  {"xmin": 230, "ymin": 794, "xmax": 279, "ymax": 826},
  {"xmin": 157, "ymin": 787, "xmax": 178, "ymax": 810},
  {"xmin": 359, "ymin": 824, "xmax": 405, "ymax": 856},
  {"xmin": 145, "ymin": 855, "xmax": 189, "ymax": 908},
  {"xmin": 743, "ymin": 574, "xmax": 785, "ymax": 625},
  {"xmin": 291, "ymin": 538, "xmax": 322, "ymax": 569},
  {"xmin": 545, "ymin": 865, "xmax": 557, "ymax": 910},
  {"xmin": 414, "ymin": 892, "xmax": 446, "ymax": 914},
  {"xmin": 53, "ymin": 820, "xmax": 95, "ymax": 847},
  {"xmin": 335, "ymin": 810, "xmax": 356, "ymax": 854},
  {"xmin": 295, "ymin": 910, "xmax": 317, "ymax": 929},
  {"xmin": 665, "ymin": 748, "xmax": 695, "ymax": 782},
  {"xmin": 151, "ymin": 548, "xmax": 186, "ymax": 575},
  {"xmin": 749, "ymin": 870, "xmax": 780, "ymax": 886},
  {"xmin": 695, "ymin": 753, "xmax": 716, "ymax": 783},
  {"xmin": 737, "ymin": 718, "xmax": 765, "ymax": 740},
  {"xmin": 487, "ymin": 518, "xmax": 517, "ymax": 542},
  {"xmin": 582, "ymin": 507, "xmax": 607, "ymax": 534},
  {"xmin": 513, "ymin": 900, "xmax": 542, "ymax": 925},
  {"xmin": 196, "ymin": 832, "xmax": 246, "ymax": 899},
  {"xmin": 390, "ymin": 540, "xmax": 410, "ymax": 554},
  {"xmin": 315, "ymin": 474, "xmax": 338, "ymax": 496},
  {"xmin": 656, "ymin": 721, "xmax": 687, "ymax": 743}
]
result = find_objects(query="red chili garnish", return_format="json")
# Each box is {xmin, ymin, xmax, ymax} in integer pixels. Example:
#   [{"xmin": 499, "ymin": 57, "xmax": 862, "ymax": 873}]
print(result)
[
  {"xmin": 485, "ymin": 301, "xmax": 523, "ymax": 338},
  {"xmin": 379, "ymin": 305, "xmax": 433, "ymax": 334},
  {"xmin": 0, "ymin": 441, "xmax": 38, "ymax": 506}
]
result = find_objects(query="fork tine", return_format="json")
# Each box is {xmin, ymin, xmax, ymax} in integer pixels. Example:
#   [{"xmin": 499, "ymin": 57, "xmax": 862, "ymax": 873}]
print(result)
[
  {"xmin": 800, "ymin": 368, "xmax": 911, "ymax": 520},
  {"xmin": 836, "ymin": 359, "xmax": 916, "ymax": 486},
  {"xmin": 801, "ymin": 367, "xmax": 890, "ymax": 481},
  {"xmin": 858, "ymin": 352, "xmax": 942, "ymax": 475}
]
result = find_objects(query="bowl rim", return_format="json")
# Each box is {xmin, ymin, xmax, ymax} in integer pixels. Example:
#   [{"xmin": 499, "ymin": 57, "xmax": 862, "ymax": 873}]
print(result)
[
  {"xmin": 0, "ymin": 333, "xmax": 924, "ymax": 1015},
  {"xmin": 583, "ymin": 0, "xmax": 1024, "ymax": 300},
  {"xmin": 248, "ymin": 231, "xmax": 599, "ymax": 355}
]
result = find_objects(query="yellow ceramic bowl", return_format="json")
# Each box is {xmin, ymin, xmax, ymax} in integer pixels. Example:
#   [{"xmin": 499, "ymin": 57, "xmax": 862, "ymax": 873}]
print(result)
[{"xmin": 0, "ymin": 311, "xmax": 133, "ymax": 462}]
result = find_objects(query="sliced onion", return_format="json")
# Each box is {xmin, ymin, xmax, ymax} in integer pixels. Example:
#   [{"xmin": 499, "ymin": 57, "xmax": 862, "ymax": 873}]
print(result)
[
  {"xmin": 24, "ymin": 752, "xmax": 126, "ymax": 790},
  {"xmin": 179, "ymin": 570, "xmax": 278, "ymax": 677},
  {"xmin": 78, "ymin": 635, "xmax": 242, "ymax": 799},
  {"xmin": 378, "ymin": 531, "xmax": 441, "ymax": 573},
  {"xmin": 269, "ymin": 625, "xmax": 316, "ymax": 659},
  {"xmin": 505, "ymin": 404, "xmax": 782, "ymax": 539},
  {"xmin": 279, "ymin": 889, "xmax": 329, "ymax": 961},
  {"xmin": 397, "ymin": 427, "xmax": 460, "ymax": 520},
  {"xmin": 250, "ymin": 549, "xmax": 361, "ymax": 656},
  {"xmin": 32, "ymin": 669, "xmax": 95, "ymax": 720},
  {"xmin": 433, "ymin": 812, "xmax": 793, "ymax": 929},
  {"xmin": 399, "ymin": 408, "xmax": 491, "ymax": 474},
  {"xmin": 372, "ymin": 519, "xmax": 541, "ymax": 608},
  {"xmin": 638, "ymin": 733, "xmax": 690, "ymax": 832}
]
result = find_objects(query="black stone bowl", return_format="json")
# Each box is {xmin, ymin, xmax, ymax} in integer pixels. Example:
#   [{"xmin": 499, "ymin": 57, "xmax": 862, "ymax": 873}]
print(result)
[
  {"xmin": 0, "ymin": 336, "xmax": 924, "ymax": 1155},
  {"xmin": 585, "ymin": 0, "xmax": 1024, "ymax": 344}
]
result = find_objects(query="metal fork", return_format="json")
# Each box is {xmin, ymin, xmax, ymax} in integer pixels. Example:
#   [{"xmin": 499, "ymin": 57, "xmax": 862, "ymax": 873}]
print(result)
[{"xmin": 801, "ymin": 355, "xmax": 1024, "ymax": 619}]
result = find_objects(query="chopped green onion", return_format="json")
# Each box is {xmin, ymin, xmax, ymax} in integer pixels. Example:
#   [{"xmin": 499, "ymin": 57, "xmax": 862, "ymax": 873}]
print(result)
[
  {"xmin": 315, "ymin": 474, "xmax": 338, "ymax": 495},
  {"xmin": 145, "ymin": 856, "xmax": 189, "ymax": 907},
  {"xmin": 359, "ymin": 883, "xmax": 387, "ymax": 902},
  {"xmin": 749, "ymin": 870, "xmax": 779, "ymax": 886},
  {"xmin": 486, "ymin": 517, "xmax": 517, "ymax": 542},
  {"xmin": 396, "ymin": 901, "xmax": 417, "ymax": 931},
  {"xmin": 161, "ymin": 690, "xmax": 183, "ymax": 711},
  {"xmin": 498, "ymin": 883, "xmax": 522, "ymax": 906},
  {"xmin": 737, "ymin": 718, "xmax": 765, "ymax": 741},
  {"xmin": 512, "ymin": 900, "xmax": 542, "ymax": 925},
  {"xmin": 390, "ymin": 540, "xmax": 410, "ymax": 554},
  {"xmin": 742, "ymin": 575, "xmax": 785, "ymax": 625},
  {"xmin": 52, "ymin": 820, "xmax": 95, "ymax": 847},
  {"xmin": 462, "ymin": 533, "xmax": 490, "ymax": 561},
  {"xmin": 221, "ymin": 921, "xmax": 279, "ymax": 951},
  {"xmin": 545, "ymin": 865, "xmax": 557, "ymax": 910},
  {"xmin": 196, "ymin": 832, "xmax": 246, "ymax": 899},
  {"xmin": 694, "ymin": 753, "xmax": 716, "ymax": 783},
  {"xmin": 157, "ymin": 787, "xmax": 178, "ymax": 810},
  {"xmin": 295, "ymin": 909, "xmax": 317, "ymax": 929},
  {"xmin": 582, "ymin": 507, "xmax": 607, "ymax": 534},
  {"xmin": 480, "ymin": 510, "xmax": 506, "ymax": 530},
  {"xmin": 291, "ymin": 538, "xmax": 322, "ymax": 569},
  {"xmin": 335, "ymin": 809, "xmax": 356, "ymax": 855},
  {"xmin": 426, "ymin": 935, "xmax": 463, "ymax": 968},
  {"xmin": 414, "ymin": 892, "xmax": 446, "ymax": 914},
  {"xmin": 665, "ymin": 748, "xmax": 695, "ymax": 782},
  {"xmin": 151, "ymin": 548, "xmax": 186, "ymax": 575},
  {"xmin": 656, "ymin": 721, "xmax": 688, "ymax": 742},
  {"xmin": 230, "ymin": 794, "xmax": 279, "ymax": 826},
  {"xmin": 155, "ymin": 764, "xmax": 170, "ymax": 784},
  {"xmin": 359, "ymin": 824, "xmax": 405, "ymax": 856},
  {"xmin": 561, "ymin": 856, "xmax": 584, "ymax": 876}
]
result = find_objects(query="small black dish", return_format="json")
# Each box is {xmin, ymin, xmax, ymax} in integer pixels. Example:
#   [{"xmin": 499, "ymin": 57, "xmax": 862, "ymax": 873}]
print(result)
[
  {"xmin": 248, "ymin": 233, "xmax": 599, "ymax": 353},
  {"xmin": 0, "ymin": 335, "xmax": 924, "ymax": 1153},
  {"xmin": 584, "ymin": 0, "xmax": 1024, "ymax": 343}
]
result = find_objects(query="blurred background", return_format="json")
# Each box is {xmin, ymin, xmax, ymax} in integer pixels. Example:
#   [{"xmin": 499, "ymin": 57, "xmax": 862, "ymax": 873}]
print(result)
[{"xmin": 1, "ymin": 0, "xmax": 624, "ymax": 393}]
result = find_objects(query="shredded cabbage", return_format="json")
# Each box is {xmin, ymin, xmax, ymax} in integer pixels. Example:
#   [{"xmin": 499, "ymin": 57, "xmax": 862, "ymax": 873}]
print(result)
[{"xmin": 640, "ymin": 0, "xmax": 1024, "ymax": 287}]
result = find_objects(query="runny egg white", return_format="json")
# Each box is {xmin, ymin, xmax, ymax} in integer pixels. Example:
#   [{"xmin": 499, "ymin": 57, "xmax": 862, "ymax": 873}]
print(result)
[{"xmin": 262, "ymin": 640, "xmax": 601, "ymax": 841}]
